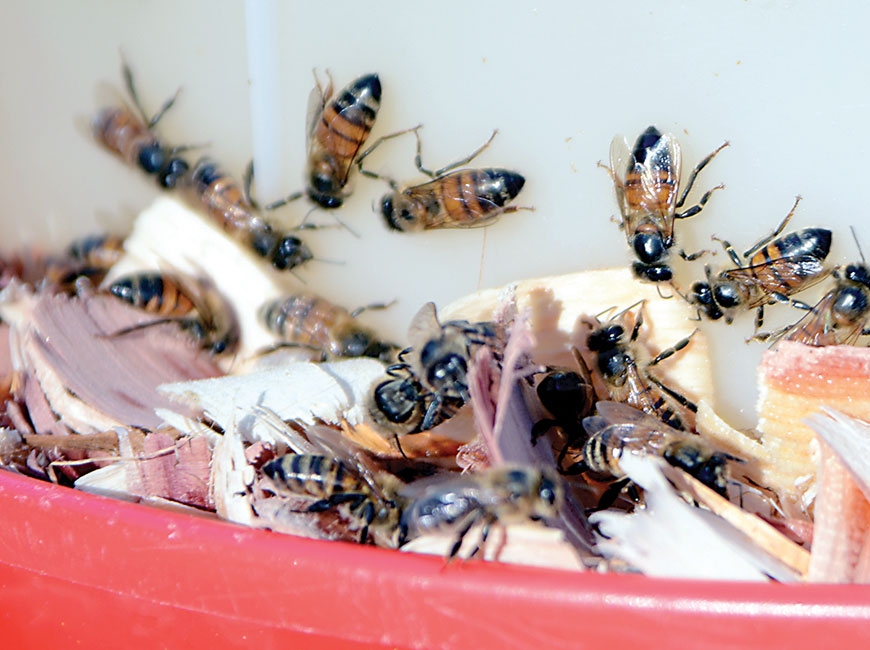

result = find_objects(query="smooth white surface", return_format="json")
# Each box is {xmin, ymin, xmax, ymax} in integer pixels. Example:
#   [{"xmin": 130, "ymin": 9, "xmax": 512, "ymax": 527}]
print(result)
[{"xmin": 1, "ymin": 1, "xmax": 866, "ymax": 427}]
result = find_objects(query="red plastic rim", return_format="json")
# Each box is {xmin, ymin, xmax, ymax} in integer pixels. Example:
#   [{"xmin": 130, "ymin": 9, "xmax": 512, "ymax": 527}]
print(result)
[{"xmin": 2, "ymin": 469, "xmax": 869, "ymax": 649}]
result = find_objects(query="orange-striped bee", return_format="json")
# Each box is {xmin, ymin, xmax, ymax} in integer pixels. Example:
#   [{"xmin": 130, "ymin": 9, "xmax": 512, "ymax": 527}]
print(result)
[
  {"xmin": 574, "ymin": 401, "xmax": 734, "ymax": 500},
  {"xmin": 304, "ymin": 72, "xmax": 382, "ymax": 209},
  {"xmin": 187, "ymin": 159, "xmax": 313, "ymax": 271},
  {"xmin": 108, "ymin": 271, "xmax": 238, "ymax": 354},
  {"xmin": 759, "ymin": 263, "xmax": 870, "ymax": 347},
  {"xmin": 586, "ymin": 303, "xmax": 697, "ymax": 432},
  {"xmin": 92, "ymin": 61, "xmax": 191, "ymax": 189},
  {"xmin": 604, "ymin": 126, "xmax": 728, "ymax": 282},
  {"xmin": 687, "ymin": 196, "xmax": 833, "ymax": 329},
  {"xmin": 259, "ymin": 293, "xmax": 397, "ymax": 361},
  {"xmin": 360, "ymin": 128, "xmax": 530, "ymax": 232}
]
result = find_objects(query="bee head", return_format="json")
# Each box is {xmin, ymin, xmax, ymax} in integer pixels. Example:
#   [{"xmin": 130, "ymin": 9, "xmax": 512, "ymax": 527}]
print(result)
[
  {"xmin": 272, "ymin": 236, "xmax": 313, "ymax": 271},
  {"xmin": 845, "ymin": 263, "xmax": 870, "ymax": 288},
  {"xmin": 157, "ymin": 156, "xmax": 190, "ymax": 189},
  {"xmin": 372, "ymin": 378, "xmax": 422, "ymax": 426},
  {"xmin": 632, "ymin": 262, "xmax": 673, "ymax": 283},
  {"xmin": 690, "ymin": 281, "xmax": 724, "ymax": 320},
  {"xmin": 341, "ymin": 331, "xmax": 375, "ymax": 358},
  {"xmin": 420, "ymin": 341, "xmax": 468, "ymax": 401},
  {"xmin": 587, "ymin": 324, "xmax": 624, "ymax": 352},
  {"xmin": 381, "ymin": 193, "xmax": 422, "ymax": 232}
]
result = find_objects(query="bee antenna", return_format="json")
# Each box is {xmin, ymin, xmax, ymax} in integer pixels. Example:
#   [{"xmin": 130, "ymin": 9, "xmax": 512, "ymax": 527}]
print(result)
[
  {"xmin": 311, "ymin": 255, "xmax": 346, "ymax": 267},
  {"xmin": 850, "ymin": 225, "xmax": 867, "ymax": 264},
  {"xmin": 655, "ymin": 284, "xmax": 673, "ymax": 300}
]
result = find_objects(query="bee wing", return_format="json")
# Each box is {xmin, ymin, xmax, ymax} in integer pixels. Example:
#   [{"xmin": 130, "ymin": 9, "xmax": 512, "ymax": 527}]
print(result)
[
  {"xmin": 305, "ymin": 73, "xmax": 331, "ymax": 143},
  {"xmin": 589, "ymin": 401, "xmax": 681, "ymax": 451},
  {"xmin": 407, "ymin": 301, "xmax": 442, "ymax": 348},
  {"xmin": 783, "ymin": 289, "xmax": 864, "ymax": 346},
  {"xmin": 296, "ymin": 421, "xmax": 399, "ymax": 502},
  {"xmin": 722, "ymin": 255, "xmax": 829, "ymax": 308},
  {"xmin": 608, "ymin": 135, "xmax": 632, "ymax": 220}
]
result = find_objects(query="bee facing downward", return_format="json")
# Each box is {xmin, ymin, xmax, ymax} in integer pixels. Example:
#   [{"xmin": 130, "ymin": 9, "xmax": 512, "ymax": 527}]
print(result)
[
  {"xmin": 358, "ymin": 127, "xmax": 531, "ymax": 232},
  {"xmin": 305, "ymin": 72, "xmax": 382, "ymax": 209},
  {"xmin": 603, "ymin": 126, "xmax": 729, "ymax": 282},
  {"xmin": 186, "ymin": 159, "xmax": 314, "ymax": 272}
]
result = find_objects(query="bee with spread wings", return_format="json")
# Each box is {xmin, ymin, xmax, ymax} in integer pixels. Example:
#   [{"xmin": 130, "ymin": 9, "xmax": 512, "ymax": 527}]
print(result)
[{"xmin": 605, "ymin": 126, "xmax": 728, "ymax": 283}]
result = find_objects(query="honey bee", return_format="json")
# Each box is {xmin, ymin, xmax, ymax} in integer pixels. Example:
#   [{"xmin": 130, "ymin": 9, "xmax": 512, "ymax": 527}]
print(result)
[
  {"xmin": 687, "ymin": 196, "xmax": 833, "ymax": 329},
  {"xmin": 303, "ymin": 72, "xmax": 382, "ymax": 209},
  {"xmin": 359, "ymin": 127, "xmax": 531, "ymax": 232},
  {"xmin": 574, "ymin": 401, "xmax": 733, "ymax": 500},
  {"xmin": 586, "ymin": 303, "xmax": 697, "ymax": 432},
  {"xmin": 107, "ymin": 271, "xmax": 238, "ymax": 354},
  {"xmin": 404, "ymin": 302, "xmax": 504, "ymax": 430},
  {"xmin": 398, "ymin": 465, "xmax": 565, "ymax": 560},
  {"xmin": 261, "ymin": 453, "xmax": 402, "ymax": 547},
  {"xmin": 93, "ymin": 61, "xmax": 191, "ymax": 189},
  {"xmin": 604, "ymin": 126, "xmax": 729, "ymax": 282},
  {"xmin": 531, "ymin": 348, "xmax": 596, "ymax": 467},
  {"xmin": 367, "ymin": 365, "xmax": 464, "ymax": 440},
  {"xmin": 258, "ymin": 293, "xmax": 397, "ymax": 362},
  {"xmin": 45, "ymin": 233, "xmax": 126, "ymax": 291},
  {"xmin": 187, "ymin": 159, "xmax": 314, "ymax": 271},
  {"xmin": 757, "ymin": 263, "xmax": 870, "ymax": 347}
]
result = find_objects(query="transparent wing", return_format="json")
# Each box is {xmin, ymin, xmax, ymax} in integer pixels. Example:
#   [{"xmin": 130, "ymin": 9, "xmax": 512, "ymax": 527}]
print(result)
[
  {"xmin": 407, "ymin": 301, "xmax": 442, "ymax": 349},
  {"xmin": 305, "ymin": 71, "xmax": 330, "ymax": 145}
]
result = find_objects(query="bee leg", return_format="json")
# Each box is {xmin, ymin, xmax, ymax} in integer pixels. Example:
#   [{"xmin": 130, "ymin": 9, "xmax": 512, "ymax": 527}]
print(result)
[
  {"xmin": 742, "ymin": 195, "xmax": 803, "ymax": 259},
  {"xmin": 677, "ymin": 247, "xmax": 712, "ymax": 262},
  {"xmin": 356, "ymin": 124, "xmax": 423, "ymax": 181},
  {"xmin": 594, "ymin": 478, "xmax": 634, "ymax": 512},
  {"xmin": 420, "ymin": 395, "xmax": 445, "ymax": 431},
  {"xmin": 645, "ymin": 373, "xmax": 698, "ymax": 414},
  {"xmin": 675, "ymin": 140, "xmax": 729, "ymax": 209},
  {"xmin": 709, "ymin": 234, "xmax": 744, "ymax": 268},
  {"xmin": 648, "ymin": 330, "xmax": 696, "ymax": 367},
  {"xmin": 675, "ymin": 183, "xmax": 725, "ymax": 220},
  {"xmin": 447, "ymin": 512, "xmax": 482, "ymax": 561},
  {"xmin": 561, "ymin": 459, "xmax": 589, "ymax": 477},
  {"xmin": 350, "ymin": 299, "xmax": 396, "ymax": 319},
  {"xmin": 419, "ymin": 129, "xmax": 499, "ymax": 179},
  {"xmin": 531, "ymin": 418, "xmax": 556, "ymax": 444},
  {"xmin": 243, "ymin": 160, "xmax": 304, "ymax": 211},
  {"xmin": 121, "ymin": 57, "xmax": 181, "ymax": 130}
]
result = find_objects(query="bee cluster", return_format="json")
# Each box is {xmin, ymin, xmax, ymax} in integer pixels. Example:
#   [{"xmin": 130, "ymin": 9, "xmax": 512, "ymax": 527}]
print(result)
[{"xmin": 0, "ymin": 57, "xmax": 867, "ymax": 579}]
